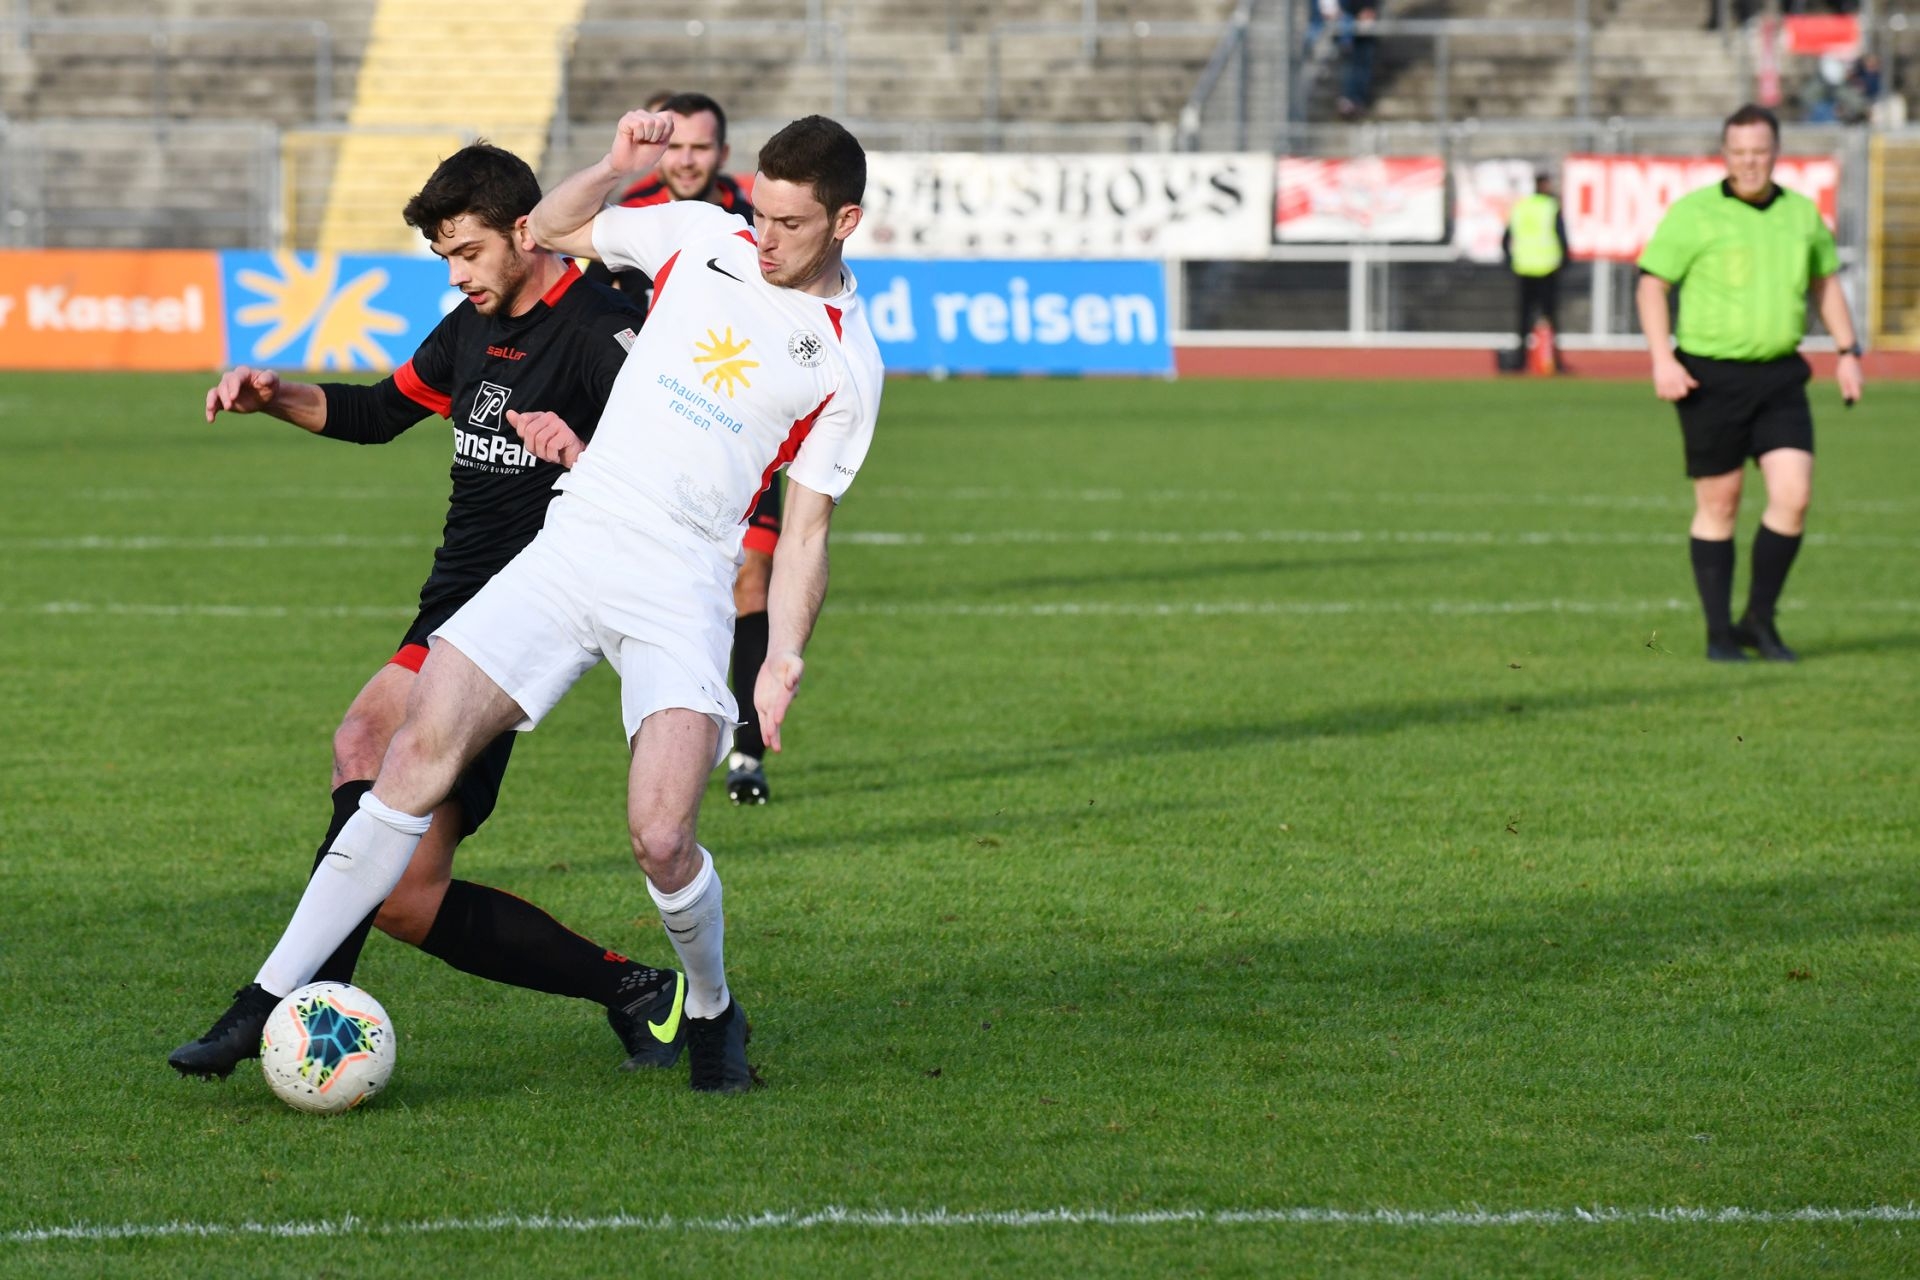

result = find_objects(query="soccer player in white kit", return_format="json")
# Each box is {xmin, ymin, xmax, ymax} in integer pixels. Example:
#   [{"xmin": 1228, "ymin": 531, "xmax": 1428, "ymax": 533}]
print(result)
[{"xmin": 169, "ymin": 110, "xmax": 883, "ymax": 1093}]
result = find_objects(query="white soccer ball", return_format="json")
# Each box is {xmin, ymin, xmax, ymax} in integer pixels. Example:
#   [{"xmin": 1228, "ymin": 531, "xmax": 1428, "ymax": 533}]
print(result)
[{"xmin": 259, "ymin": 982, "xmax": 396, "ymax": 1114}]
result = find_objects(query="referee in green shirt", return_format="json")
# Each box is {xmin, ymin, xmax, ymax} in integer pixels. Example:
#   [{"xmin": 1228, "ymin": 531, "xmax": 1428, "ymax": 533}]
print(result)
[{"xmin": 1635, "ymin": 104, "xmax": 1863, "ymax": 663}]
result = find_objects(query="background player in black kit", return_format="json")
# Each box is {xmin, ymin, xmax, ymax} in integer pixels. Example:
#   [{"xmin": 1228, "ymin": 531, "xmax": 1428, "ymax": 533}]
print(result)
[
  {"xmin": 170, "ymin": 143, "xmax": 687, "ymax": 1080},
  {"xmin": 584, "ymin": 91, "xmax": 780, "ymax": 806}
]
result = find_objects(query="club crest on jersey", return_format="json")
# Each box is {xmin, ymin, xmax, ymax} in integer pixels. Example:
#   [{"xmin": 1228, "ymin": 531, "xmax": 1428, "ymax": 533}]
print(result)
[
  {"xmin": 694, "ymin": 327, "xmax": 759, "ymax": 398},
  {"xmin": 787, "ymin": 329, "xmax": 825, "ymax": 368},
  {"xmin": 470, "ymin": 380, "xmax": 512, "ymax": 430}
]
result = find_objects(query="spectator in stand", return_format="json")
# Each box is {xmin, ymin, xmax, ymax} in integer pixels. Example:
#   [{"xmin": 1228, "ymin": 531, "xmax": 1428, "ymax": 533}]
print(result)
[{"xmin": 1335, "ymin": 0, "xmax": 1380, "ymax": 120}]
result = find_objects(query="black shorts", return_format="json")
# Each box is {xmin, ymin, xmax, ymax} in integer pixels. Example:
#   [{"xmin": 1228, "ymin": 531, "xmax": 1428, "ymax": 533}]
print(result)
[
  {"xmin": 1673, "ymin": 351, "xmax": 1815, "ymax": 478},
  {"xmin": 389, "ymin": 602, "xmax": 515, "ymax": 838},
  {"xmin": 743, "ymin": 475, "xmax": 783, "ymax": 557}
]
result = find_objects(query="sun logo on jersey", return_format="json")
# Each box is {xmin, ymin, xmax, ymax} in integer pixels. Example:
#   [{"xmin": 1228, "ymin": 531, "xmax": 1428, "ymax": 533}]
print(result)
[{"xmin": 694, "ymin": 327, "xmax": 759, "ymax": 398}]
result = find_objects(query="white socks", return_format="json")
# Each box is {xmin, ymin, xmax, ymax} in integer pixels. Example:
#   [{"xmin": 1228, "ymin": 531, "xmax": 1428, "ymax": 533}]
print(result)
[
  {"xmin": 649, "ymin": 846, "xmax": 730, "ymax": 1020},
  {"xmin": 254, "ymin": 792, "xmax": 432, "ymax": 997}
]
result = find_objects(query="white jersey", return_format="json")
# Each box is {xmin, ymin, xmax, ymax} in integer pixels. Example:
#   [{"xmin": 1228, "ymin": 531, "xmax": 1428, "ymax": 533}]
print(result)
[{"xmin": 563, "ymin": 200, "xmax": 884, "ymax": 559}]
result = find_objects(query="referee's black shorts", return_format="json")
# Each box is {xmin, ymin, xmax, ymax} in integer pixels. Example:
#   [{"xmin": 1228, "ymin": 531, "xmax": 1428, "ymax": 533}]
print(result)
[{"xmin": 1672, "ymin": 350, "xmax": 1815, "ymax": 478}]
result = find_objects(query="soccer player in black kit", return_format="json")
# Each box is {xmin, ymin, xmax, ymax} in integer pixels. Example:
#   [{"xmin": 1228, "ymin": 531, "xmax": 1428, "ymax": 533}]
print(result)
[
  {"xmin": 169, "ymin": 143, "xmax": 688, "ymax": 1080},
  {"xmin": 585, "ymin": 91, "xmax": 779, "ymax": 806}
]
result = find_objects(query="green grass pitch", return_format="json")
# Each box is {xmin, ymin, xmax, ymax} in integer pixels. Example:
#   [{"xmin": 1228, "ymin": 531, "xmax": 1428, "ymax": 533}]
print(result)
[{"xmin": 0, "ymin": 371, "xmax": 1915, "ymax": 1277}]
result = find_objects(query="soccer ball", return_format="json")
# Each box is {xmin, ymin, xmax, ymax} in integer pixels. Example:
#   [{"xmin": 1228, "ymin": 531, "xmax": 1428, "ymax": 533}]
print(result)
[{"xmin": 259, "ymin": 982, "xmax": 396, "ymax": 1114}]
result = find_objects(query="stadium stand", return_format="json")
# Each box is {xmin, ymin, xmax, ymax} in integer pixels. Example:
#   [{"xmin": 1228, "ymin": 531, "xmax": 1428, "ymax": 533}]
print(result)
[{"xmin": 1298, "ymin": 0, "xmax": 1746, "ymax": 125}]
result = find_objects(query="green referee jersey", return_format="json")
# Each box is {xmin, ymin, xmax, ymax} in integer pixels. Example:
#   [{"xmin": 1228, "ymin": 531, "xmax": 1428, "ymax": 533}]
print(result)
[{"xmin": 1637, "ymin": 179, "xmax": 1840, "ymax": 362}]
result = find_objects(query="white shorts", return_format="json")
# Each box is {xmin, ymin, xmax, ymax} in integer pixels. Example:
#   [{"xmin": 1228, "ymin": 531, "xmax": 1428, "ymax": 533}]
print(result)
[{"xmin": 433, "ymin": 494, "xmax": 738, "ymax": 767}]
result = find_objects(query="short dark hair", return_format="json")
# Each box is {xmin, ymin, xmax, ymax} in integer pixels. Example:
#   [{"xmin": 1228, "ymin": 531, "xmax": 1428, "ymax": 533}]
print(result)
[
  {"xmin": 659, "ymin": 91, "xmax": 728, "ymax": 145},
  {"xmin": 757, "ymin": 115, "xmax": 866, "ymax": 215},
  {"xmin": 1722, "ymin": 103, "xmax": 1780, "ymax": 142},
  {"xmin": 402, "ymin": 141, "xmax": 542, "ymax": 238}
]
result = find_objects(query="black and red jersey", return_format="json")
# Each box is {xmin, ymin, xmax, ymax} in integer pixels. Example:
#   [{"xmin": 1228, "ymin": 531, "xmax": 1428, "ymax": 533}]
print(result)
[{"xmin": 316, "ymin": 261, "xmax": 644, "ymax": 620}]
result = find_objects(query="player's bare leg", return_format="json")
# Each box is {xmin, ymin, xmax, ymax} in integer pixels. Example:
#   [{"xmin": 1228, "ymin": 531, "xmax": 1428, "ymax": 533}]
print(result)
[
  {"xmin": 168, "ymin": 642, "xmax": 523, "ymax": 1079},
  {"xmin": 631, "ymin": 707, "xmax": 757, "ymax": 1092},
  {"xmin": 1736, "ymin": 447, "xmax": 1814, "ymax": 661}
]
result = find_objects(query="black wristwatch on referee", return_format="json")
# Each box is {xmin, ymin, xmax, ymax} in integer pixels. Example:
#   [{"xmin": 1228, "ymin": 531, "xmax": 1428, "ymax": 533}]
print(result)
[{"xmin": 1839, "ymin": 341, "xmax": 1864, "ymax": 358}]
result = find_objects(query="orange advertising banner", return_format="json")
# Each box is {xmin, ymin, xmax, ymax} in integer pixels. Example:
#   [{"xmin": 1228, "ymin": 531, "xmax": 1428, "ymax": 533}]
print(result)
[{"xmin": 0, "ymin": 250, "xmax": 225, "ymax": 370}]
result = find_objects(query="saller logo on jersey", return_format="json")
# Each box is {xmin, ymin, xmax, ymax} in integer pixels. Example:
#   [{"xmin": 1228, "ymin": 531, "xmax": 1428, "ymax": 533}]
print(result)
[{"xmin": 788, "ymin": 330, "xmax": 825, "ymax": 367}]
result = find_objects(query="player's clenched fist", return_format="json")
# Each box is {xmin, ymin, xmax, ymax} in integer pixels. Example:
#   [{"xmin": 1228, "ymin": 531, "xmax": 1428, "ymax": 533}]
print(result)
[
  {"xmin": 506, "ymin": 409, "xmax": 585, "ymax": 469},
  {"xmin": 610, "ymin": 110, "xmax": 674, "ymax": 172},
  {"xmin": 204, "ymin": 365, "xmax": 280, "ymax": 422}
]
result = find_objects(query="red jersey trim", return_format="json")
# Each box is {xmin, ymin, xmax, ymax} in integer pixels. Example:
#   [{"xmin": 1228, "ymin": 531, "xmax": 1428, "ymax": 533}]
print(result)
[
  {"xmin": 735, "ymin": 229, "xmax": 757, "ymax": 244},
  {"xmin": 388, "ymin": 642, "xmax": 430, "ymax": 673},
  {"xmin": 650, "ymin": 249, "xmax": 682, "ymax": 307},
  {"xmin": 540, "ymin": 259, "xmax": 583, "ymax": 307},
  {"xmin": 393, "ymin": 360, "xmax": 452, "ymax": 418},
  {"xmin": 745, "ymin": 393, "xmax": 833, "ymax": 520},
  {"xmin": 824, "ymin": 304, "xmax": 844, "ymax": 341},
  {"xmin": 742, "ymin": 524, "xmax": 779, "ymax": 556}
]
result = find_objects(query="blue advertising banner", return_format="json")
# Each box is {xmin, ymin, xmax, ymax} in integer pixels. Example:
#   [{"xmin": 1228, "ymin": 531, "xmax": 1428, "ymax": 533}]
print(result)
[
  {"xmin": 220, "ymin": 252, "xmax": 455, "ymax": 373},
  {"xmin": 212, "ymin": 252, "xmax": 1173, "ymax": 379},
  {"xmin": 848, "ymin": 258, "xmax": 1174, "ymax": 376}
]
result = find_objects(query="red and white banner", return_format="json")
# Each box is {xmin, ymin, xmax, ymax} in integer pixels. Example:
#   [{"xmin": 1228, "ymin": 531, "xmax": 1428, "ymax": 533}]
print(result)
[
  {"xmin": 1560, "ymin": 154, "xmax": 1840, "ymax": 262},
  {"xmin": 1451, "ymin": 159, "xmax": 1538, "ymax": 264},
  {"xmin": 1276, "ymin": 156, "xmax": 1446, "ymax": 243}
]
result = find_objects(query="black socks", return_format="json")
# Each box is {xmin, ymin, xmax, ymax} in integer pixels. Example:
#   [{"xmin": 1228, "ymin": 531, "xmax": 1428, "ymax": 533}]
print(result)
[
  {"xmin": 731, "ymin": 609, "xmax": 770, "ymax": 759},
  {"xmin": 1745, "ymin": 524, "xmax": 1803, "ymax": 625},
  {"xmin": 419, "ymin": 879, "xmax": 659, "ymax": 1007},
  {"xmin": 1689, "ymin": 536, "xmax": 1736, "ymax": 642}
]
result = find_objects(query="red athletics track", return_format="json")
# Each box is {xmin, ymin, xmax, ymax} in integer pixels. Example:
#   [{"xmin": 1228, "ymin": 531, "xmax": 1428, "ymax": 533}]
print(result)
[{"xmin": 1174, "ymin": 347, "xmax": 1920, "ymax": 381}]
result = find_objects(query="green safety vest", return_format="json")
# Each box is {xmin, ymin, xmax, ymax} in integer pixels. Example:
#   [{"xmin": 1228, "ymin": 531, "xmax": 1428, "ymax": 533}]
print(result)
[{"xmin": 1509, "ymin": 193, "xmax": 1564, "ymax": 277}]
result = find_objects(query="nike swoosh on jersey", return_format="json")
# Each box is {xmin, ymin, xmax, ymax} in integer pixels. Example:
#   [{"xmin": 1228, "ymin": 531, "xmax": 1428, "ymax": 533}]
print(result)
[{"xmin": 706, "ymin": 257, "xmax": 744, "ymax": 282}]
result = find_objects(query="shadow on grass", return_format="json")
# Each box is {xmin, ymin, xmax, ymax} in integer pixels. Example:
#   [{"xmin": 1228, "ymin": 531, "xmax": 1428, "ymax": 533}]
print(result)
[
  {"xmin": 841, "ymin": 864, "xmax": 1916, "ymax": 1045},
  {"xmin": 1795, "ymin": 627, "xmax": 1920, "ymax": 660},
  {"xmin": 796, "ymin": 669, "xmax": 1796, "ymax": 803}
]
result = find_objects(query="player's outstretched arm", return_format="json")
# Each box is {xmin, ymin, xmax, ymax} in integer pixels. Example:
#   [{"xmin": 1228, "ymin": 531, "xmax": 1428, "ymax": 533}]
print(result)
[
  {"xmin": 203, "ymin": 365, "xmax": 328, "ymax": 432},
  {"xmin": 755, "ymin": 482, "xmax": 837, "ymax": 755},
  {"xmin": 527, "ymin": 109, "xmax": 675, "ymax": 260},
  {"xmin": 506, "ymin": 409, "xmax": 585, "ymax": 468}
]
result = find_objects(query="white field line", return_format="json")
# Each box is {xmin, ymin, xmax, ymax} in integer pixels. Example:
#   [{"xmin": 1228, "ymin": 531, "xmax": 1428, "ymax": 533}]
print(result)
[
  {"xmin": 9, "ymin": 528, "xmax": 1920, "ymax": 552},
  {"xmin": 8, "ymin": 1203, "xmax": 1920, "ymax": 1244},
  {"xmin": 862, "ymin": 486, "xmax": 1920, "ymax": 516},
  {"xmin": 70, "ymin": 484, "xmax": 1920, "ymax": 515},
  {"xmin": 9, "ymin": 598, "xmax": 1920, "ymax": 623}
]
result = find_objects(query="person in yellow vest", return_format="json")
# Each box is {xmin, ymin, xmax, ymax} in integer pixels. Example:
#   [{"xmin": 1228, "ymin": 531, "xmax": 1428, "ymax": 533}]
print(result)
[{"xmin": 1502, "ymin": 172, "xmax": 1570, "ymax": 366}]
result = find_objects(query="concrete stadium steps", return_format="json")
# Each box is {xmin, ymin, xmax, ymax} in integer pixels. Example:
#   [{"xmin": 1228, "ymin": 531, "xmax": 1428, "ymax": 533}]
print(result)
[
  {"xmin": 317, "ymin": 0, "xmax": 587, "ymax": 251},
  {"xmin": 1306, "ymin": 0, "xmax": 1744, "ymax": 127},
  {"xmin": 4, "ymin": 120, "xmax": 277, "ymax": 248},
  {"xmin": 2, "ymin": 0, "xmax": 373, "ymax": 125},
  {"xmin": 565, "ymin": 0, "xmax": 1235, "ymax": 142}
]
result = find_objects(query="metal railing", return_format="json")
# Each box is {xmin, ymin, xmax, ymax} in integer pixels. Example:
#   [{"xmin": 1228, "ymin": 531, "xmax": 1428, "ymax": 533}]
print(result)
[
  {"xmin": 5, "ymin": 16, "xmax": 338, "ymax": 124},
  {"xmin": 0, "ymin": 116, "xmax": 281, "ymax": 249},
  {"xmin": 1180, "ymin": 0, "xmax": 1259, "ymax": 151}
]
